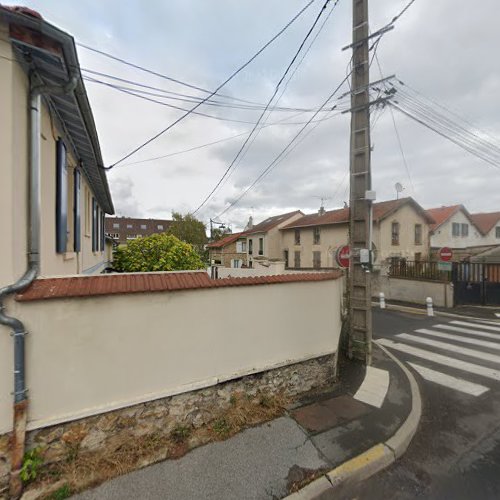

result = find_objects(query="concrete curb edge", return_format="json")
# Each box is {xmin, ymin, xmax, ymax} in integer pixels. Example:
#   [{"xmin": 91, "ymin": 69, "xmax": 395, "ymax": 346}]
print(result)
[
  {"xmin": 371, "ymin": 301, "xmax": 500, "ymax": 322},
  {"xmin": 285, "ymin": 343, "xmax": 422, "ymax": 500}
]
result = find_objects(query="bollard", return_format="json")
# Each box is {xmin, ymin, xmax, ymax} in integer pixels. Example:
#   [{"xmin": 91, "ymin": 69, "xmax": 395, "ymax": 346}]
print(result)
[
  {"xmin": 426, "ymin": 297, "xmax": 434, "ymax": 317},
  {"xmin": 379, "ymin": 292, "xmax": 386, "ymax": 309}
]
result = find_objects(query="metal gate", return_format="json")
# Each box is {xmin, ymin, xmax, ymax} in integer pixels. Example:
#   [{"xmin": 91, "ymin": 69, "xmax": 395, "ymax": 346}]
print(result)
[{"xmin": 452, "ymin": 262, "xmax": 500, "ymax": 306}]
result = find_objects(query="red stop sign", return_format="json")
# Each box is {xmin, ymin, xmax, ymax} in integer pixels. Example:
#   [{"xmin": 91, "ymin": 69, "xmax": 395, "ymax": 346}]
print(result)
[
  {"xmin": 336, "ymin": 245, "xmax": 351, "ymax": 268},
  {"xmin": 439, "ymin": 247, "xmax": 453, "ymax": 262}
]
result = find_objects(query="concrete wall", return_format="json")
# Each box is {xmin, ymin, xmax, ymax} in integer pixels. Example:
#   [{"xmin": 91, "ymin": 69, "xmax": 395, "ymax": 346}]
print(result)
[
  {"xmin": 0, "ymin": 279, "xmax": 342, "ymax": 434},
  {"xmin": 0, "ymin": 21, "xmax": 107, "ymax": 289},
  {"xmin": 430, "ymin": 209, "xmax": 483, "ymax": 250},
  {"xmin": 372, "ymin": 274, "xmax": 454, "ymax": 308}
]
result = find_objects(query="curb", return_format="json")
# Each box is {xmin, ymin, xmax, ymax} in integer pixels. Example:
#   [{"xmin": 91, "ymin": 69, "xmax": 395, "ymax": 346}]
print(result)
[
  {"xmin": 371, "ymin": 301, "xmax": 500, "ymax": 322},
  {"xmin": 285, "ymin": 343, "xmax": 422, "ymax": 500}
]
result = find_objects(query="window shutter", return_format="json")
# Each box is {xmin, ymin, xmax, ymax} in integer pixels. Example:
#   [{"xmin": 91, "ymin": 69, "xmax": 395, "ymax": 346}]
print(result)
[
  {"xmin": 92, "ymin": 198, "xmax": 97, "ymax": 252},
  {"xmin": 73, "ymin": 169, "xmax": 81, "ymax": 252},
  {"xmin": 100, "ymin": 210, "xmax": 105, "ymax": 251},
  {"xmin": 56, "ymin": 139, "xmax": 68, "ymax": 253}
]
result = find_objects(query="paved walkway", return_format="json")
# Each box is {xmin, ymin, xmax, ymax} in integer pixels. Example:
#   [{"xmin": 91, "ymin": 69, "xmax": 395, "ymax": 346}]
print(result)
[{"xmin": 73, "ymin": 345, "xmax": 412, "ymax": 500}]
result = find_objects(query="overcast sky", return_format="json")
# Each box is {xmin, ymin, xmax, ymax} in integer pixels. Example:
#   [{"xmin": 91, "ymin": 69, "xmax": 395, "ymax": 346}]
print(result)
[{"xmin": 14, "ymin": 0, "xmax": 500, "ymax": 230}]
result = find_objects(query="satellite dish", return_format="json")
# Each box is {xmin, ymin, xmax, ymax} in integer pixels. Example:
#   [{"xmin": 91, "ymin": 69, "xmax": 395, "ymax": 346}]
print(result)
[{"xmin": 395, "ymin": 182, "xmax": 404, "ymax": 199}]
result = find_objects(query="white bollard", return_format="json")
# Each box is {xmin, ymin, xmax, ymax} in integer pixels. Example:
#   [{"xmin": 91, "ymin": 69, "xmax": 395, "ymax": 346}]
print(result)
[
  {"xmin": 379, "ymin": 292, "xmax": 386, "ymax": 309},
  {"xmin": 426, "ymin": 297, "xmax": 434, "ymax": 317}
]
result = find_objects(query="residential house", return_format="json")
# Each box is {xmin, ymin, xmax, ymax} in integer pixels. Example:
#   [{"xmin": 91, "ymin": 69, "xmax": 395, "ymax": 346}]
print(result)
[
  {"xmin": 207, "ymin": 232, "xmax": 248, "ymax": 268},
  {"xmin": 426, "ymin": 205, "xmax": 485, "ymax": 260},
  {"xmin": 281, "ymin": 198, "xmax": 433, "ymax": 269},
  {"xmin": 244, "ymin": 211, "xmax": 303, "ymax": 267},
  {"xmin": 0, "ymin": 5, "xmax": 114, "ymax": 288},
  {"xmin": 105, "ymin": 216, "xmax": 172, "ymax": 244},
  {"xmin": 470, "ymin": 212, "xmax": 500, "ymax": 246}
]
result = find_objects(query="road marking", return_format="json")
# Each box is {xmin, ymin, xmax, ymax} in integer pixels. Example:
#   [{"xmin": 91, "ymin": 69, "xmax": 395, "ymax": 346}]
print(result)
[
  {"xmin": 495, "ymin": 313, "xmax": 500, "ymax": 318},
  {"xmin": 407, "ymin": 362, "xmax": 489, "ymax": 396},
  {"xmin": 377, "ymin": 338, "xmax": 500, "ymax": 381},
  {"xmin": 353, "ymin": 366, "xmax": 389, "ymax": 408},
  {"xmin": 416, "ymin": 329, "xmax": 500, "ymax": 351},
  {"xmin": 450, "ymin": 320, "xmax": 500, "ymax": 333},
  {"xmin": 398, "ymin": 333, "xmax": 500, "ymax": 364},
  {"xmin": 433, "ymin": 324, "xmax": 500, "ymax": 341}
]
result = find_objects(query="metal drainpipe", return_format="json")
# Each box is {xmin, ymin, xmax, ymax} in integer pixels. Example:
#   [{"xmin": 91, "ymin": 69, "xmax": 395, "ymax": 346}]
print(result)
[{"xmin": 0, "ymin": 74, "xmax": 77, "ymax": 499}]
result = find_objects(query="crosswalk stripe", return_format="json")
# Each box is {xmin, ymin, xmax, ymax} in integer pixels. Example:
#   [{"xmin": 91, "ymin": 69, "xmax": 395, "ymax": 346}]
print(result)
[
  {"xmin": 353, "ymin": 366, "xmax": 390, "ymax": 408},
  {"xmin": 376, "ymin": 338, "xmax": 500, "ymax": 381},
  {"xmin": 407, "ymin": 362, "xmax": 489, "ymax": 396},
  {"xmin": 475, "ymin": 318, "xmax": 500, "ymax": 325},
  {"xmin": 397, "ymin": 333, "xmax": 500, "ymax": 364},
  {"xmin": 416, "ymin": 328, "xmax": 500, "ymax": 351},
  {"xmin": 451, "ymin": 320, "xmax": 500, "ymax": 333},
  {"xmin": 432, "ymin": 324, "xmax": 500, "ymax": 341}
]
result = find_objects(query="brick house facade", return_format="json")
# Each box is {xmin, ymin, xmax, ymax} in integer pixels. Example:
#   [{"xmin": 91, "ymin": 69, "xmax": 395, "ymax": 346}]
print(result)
[{"xmin": 105, "ymin": 217, "xmax": 172, "ymax": 244}]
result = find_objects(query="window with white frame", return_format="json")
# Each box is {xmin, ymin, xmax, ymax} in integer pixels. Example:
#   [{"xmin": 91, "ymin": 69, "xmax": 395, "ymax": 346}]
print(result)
[
  {"xmin": 113, "ymin": 223, "xmax": 120, "ymax": 229},
  {"xmin": 236, "ymin": 240, "xmax": 247, "ymax": 253},
  {"xmin": 157, "ymin": 224, "xmax": 164, "ymax": 230},
  {"xmin": 127, "ymin": 224, "xmax": 133, "ymax": 229},
  {"xmin": 461, "ymin": 223, "xmax": 469, "ymax": 237},
  {"xmin": 496, "ymin": 226, "xmax": 500, "ymax": 239},
  {"xmin": 452, "ymin": 222, "xmax": 460, "ymax": 237},
  {"xmin": 140, "ymin": 224, "xmax": 147, "ymax": 230},
  {"xmin": 231, "ymin": 259, "xmax": 241, "ymax": 268}
]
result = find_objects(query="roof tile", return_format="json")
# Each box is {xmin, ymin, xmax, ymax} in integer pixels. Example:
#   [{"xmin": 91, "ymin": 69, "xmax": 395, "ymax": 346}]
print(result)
[
  {"xmin": 470, "ymin": 212, "xmax": 500, "ymax": 235},
  {"xmin": 16, "ymin": 271, "xmax": 342, "ymax": 302}
]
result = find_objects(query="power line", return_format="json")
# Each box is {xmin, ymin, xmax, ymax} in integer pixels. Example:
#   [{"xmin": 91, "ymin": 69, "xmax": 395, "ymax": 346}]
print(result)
[
  {"xmin": 117, "ymin": 111, "xmax": 343, "ymax": 168},
  {"xmin": 82, "ymin": 67, "xmax": 329, "ymax": 113},
  {"xmin": 192, "ymin": 0, "xmax": 337, "ymax": 215},
  {"xmin": 216, "ymin": 72, "xmax": 352, "ymax": 219},
  {"xmin": 88, "ymin": 0, "xmax": 316, "ymax": 168},
  {"xmin": 214, "ymin": 0, "xmax": 340, "ymax": 195},
  {"xmin": 373, "ymin": 54, "xmax": 415, "ymax": 193}
]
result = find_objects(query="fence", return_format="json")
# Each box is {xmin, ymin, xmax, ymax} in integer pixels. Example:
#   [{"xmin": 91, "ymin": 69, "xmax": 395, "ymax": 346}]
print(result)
[{"xmin": 389, "ymin": 260, "xmax": 451, "ymax": 282}]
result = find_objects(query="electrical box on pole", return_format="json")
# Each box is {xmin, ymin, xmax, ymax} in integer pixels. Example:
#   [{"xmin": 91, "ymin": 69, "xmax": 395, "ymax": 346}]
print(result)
[{"xmin": 348, "ymin": 0, "xmax": 372, "ymax": 364}]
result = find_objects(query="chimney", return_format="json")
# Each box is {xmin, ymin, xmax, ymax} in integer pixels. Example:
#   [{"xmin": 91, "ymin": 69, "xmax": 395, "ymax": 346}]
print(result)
[
  {"xmin": 245, "ymin": 215, "xmax": 254, "ymax": 230},
  {"xmin": 318, "ymin": 206, "xmax": 325, "ymax": 216}
]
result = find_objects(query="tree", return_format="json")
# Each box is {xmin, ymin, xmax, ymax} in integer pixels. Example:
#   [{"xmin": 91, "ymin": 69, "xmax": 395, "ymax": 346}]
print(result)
[
  {"xmin": 211, "ymin": 226, "xmax": 232, "ymax": 242},
  {"xmin": 168, "ymin": 212, "xmax": 207, "ymax": 258},
  {"xmin": 113, "ymin": 233, "xmax": 205, "ymax": 272}
]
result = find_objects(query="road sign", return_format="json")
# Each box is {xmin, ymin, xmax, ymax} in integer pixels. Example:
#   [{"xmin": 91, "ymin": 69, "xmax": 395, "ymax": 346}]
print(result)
[
  {"xmin": 336, "ymin": 245, "xmax": 351, "ymax": 268},
  {"xmin": 438, "ymin": 261, "xmax": 452, "ymax": 271},
  {"xmin": 439, "ymin": 247, "xmax": 453, "ymax": 262}
]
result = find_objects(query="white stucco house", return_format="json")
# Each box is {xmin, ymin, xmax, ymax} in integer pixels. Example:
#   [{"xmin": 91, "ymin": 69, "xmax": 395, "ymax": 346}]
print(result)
[
  {"xmin": 470, "ymin": 212, "xmax": 500, "ymax": 246},
  {"xmin": 426, "ymin": 205, "xmax": 484, "ymax": 255}
]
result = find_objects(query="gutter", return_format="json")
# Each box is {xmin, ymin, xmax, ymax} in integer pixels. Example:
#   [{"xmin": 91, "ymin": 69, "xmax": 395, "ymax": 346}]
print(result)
[{"xmin": 0, "ymin": 74, "xmax": 77, "ymax": 499}]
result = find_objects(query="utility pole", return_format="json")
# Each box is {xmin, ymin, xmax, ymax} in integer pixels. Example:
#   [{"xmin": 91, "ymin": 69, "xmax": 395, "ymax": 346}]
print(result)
[{"xmin": 348, "ymin": 0, "xmax": 373, "ymax": 364}]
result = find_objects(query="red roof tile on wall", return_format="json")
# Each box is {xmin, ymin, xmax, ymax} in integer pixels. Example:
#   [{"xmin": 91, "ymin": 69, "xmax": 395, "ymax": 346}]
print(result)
[{"xmin": 16, "ymin": 271, "xmax": 342, "ymax": 302}]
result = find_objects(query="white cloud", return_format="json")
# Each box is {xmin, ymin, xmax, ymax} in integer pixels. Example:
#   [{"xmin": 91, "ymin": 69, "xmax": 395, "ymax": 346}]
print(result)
[{"xmin": 17, "ymin": 0, "xmax": 500, "ymax": 230}]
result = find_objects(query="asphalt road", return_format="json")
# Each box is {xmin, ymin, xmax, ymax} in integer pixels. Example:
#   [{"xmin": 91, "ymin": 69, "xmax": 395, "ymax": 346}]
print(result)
[{"xmin": 326, "ymin": 308, "xmax": 500, "ymax": 500}]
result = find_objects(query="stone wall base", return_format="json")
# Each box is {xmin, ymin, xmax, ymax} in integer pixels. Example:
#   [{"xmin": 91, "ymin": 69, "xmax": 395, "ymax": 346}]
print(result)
[{"xmin": 0, "ymin": 354, "xmax": 336, "ymax": 492}]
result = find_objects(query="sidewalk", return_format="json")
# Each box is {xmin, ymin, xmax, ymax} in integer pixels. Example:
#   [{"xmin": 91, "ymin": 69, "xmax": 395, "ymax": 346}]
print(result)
[
  {"xmin": 71, "ymin": 344, "xmax": 418, "ymax": 500},
  {"xmin": 378, "ymin": 298, "xmax": 500, "ymax": 320}
]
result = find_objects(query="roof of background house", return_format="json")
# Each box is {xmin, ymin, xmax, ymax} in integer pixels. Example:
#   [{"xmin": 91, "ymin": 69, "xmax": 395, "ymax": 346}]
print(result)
[
  {"xmin": 16, "ymin": 270, "xmax": 343, "ymax": 301},
  {"xmin": 206, "ymin": 232, "xmax": 245, "ymax": 249},
  {"xmin": 281, "ymin": 198, "xmax": 433, "ymax": 230},
  {"xmin": 470, "ymin": 212, "xmax": 500, "ymax": 234},
  {"xmin": 425, "ymin": 204, "xmax": 483, "ymax": 234},
  {"xmin": 245, "ymin": 210, "xmax": 303, "ymax": 235},
  {"xmin": 0, "ymin": 5, "xmax": 114, "ymax": 213}
]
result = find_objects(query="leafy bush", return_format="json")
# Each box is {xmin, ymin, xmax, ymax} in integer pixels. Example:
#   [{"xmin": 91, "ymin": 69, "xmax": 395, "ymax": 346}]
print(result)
[
  {"xmin": 20, "ymin": 447, "xmax": 43, "ymax": 484},
  {"xmin": 113, "ymin": 233, "xmax": 205, "ymax": 272}
]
